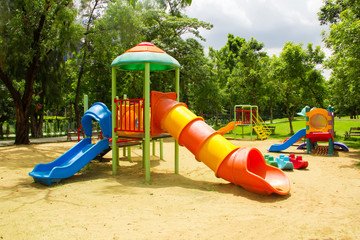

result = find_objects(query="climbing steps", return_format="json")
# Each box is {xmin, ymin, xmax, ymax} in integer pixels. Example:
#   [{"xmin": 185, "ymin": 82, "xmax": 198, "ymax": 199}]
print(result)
[{"xmin": 252, "ymin": 114, "xmax": 272, "ymax": 140}]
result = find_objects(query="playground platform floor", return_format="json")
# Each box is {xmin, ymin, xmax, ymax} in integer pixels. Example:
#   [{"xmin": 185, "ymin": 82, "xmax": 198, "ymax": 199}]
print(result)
[{"xmin": 1, "ymin": 138, "xmax": 359, "ymax": 239}]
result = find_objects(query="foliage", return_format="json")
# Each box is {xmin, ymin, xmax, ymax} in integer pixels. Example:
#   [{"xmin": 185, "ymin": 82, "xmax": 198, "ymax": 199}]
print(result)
[
  {"xmin": 209, "ymin": 34, "xmax": 268, "ymax": 118},
  {"xmin": 2, "ymin": 0, "xmax": 351, "ymax": 144},
  {"xmin": 0, "ymin": 0, "xmax": 80, "ymax": 144},
  {"xmin": 81, "ymin": 2, "xmax": 212, "ymax": 105},
  {"xmin": 132, "ymin": 0, "xmax": 192, "ymax": 16},
  {"xmin": 319, "ymin": 0, "xmax": 360, "ymax": 118},
  {"xmin": 68, "ymin": 0, "xmax": 144, "ymax": 109},
  {"xmin": 0, "ymin": 82, "xmax": 14, "ymax": 124},
  {"xmin": 270, "ymin": 42, "xmax": 326, "ymax": 134}
]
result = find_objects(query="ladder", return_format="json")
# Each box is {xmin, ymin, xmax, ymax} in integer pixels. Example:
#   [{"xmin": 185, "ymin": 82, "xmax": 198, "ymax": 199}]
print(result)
[{"xmin": 252, "ymin": 114, "xmax": 272, "ymax": 140}]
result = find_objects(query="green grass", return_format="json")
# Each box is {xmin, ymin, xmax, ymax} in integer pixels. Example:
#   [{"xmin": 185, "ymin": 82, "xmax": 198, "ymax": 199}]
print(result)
[{"xmin": 221, "ymin": 116, "xmax": 360, "ymax": 151}]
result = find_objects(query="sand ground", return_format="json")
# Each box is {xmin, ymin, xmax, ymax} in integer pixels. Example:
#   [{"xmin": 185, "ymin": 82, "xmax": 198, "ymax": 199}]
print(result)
[{"xmin": 0, "ymin": 138, "xmax": 360, "ymax": 240}]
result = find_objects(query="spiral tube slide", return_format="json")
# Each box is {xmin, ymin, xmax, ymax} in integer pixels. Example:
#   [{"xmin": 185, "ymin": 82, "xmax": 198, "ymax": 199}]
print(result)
[{"xmin": 151, "ymin": 91, "xmax": 290, "ymax": 195}]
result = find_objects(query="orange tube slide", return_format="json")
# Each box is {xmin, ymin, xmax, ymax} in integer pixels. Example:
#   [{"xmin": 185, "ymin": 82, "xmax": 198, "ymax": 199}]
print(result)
[{"xmin": 151, "ymin": 91, "xmax": 290, "ymax": 195}]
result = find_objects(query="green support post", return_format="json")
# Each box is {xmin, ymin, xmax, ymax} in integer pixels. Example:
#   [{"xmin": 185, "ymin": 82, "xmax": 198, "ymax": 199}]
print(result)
[
  {"xmin": 328, "ymin": 138, "xmax": 334, "ymax": 156},
  {"xmin": 160, "ymin": 138, "xmax": 163, "ymax": 160},
  {"xmin": 84, "ymin": 94, "xmax": 90, "ymax": 170},
  {"xmin": 111, "ymin": 67, "xmax": 119, "ymax": 175},
  {"xmin": 174, "ymin": 67, "xmax": 180, "ymax": 174},
  {"xmin": 84, "ymin": 94, "xmax": 89, "ymax": 113},
  {"xmin": 233, "ymin": 105, "xmax": 237, "ymax": 139},
  {"xmin": 152, "ymin": 139, "xmax": 156, "ymax": 156},
  {"xmin": 84, "ymin": 94, "xmax": 89, "ymax": 138},
  {"xmin": 305, "ymin": 106, "xmax": 311, "ymax": 155},
  {"xmin": 127, "ymin": 146, "xmax": 131, "ymax": 161},
  {"xmin": 250, "ymin": 106, "xmax": 253, "ymax": 140},
  {"xmin": 123, "ymin": 94, "xmax": 127, "ymax": 157},
  {"xmin": 142, "ymin": 141, "xmax": 145, "ymax": 168},
  {"xmin": 144, "ymin": 63, "xmax": 151, "ymax": 182}
]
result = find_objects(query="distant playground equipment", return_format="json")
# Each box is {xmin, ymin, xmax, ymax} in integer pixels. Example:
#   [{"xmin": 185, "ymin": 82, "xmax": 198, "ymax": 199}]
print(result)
[
  {"xmin": 29, "ymin": 42, "xmax": 290, "ymax": 195},
  {"xmin": 264, "ymin": 154, "xmax": 293, "ymax": 170},
  {"xmin": 264, "ymin": 154, "xmax": 308, "ymax": 170},
  {"xmin": 275, "ymin": 155, "xmax": 294, "ymax": 170},
  {"xmin": 268, "ymin": 106, "xmax": 349, "ymax": 156},
  {"xmin": 263, "ymin": 155, "xmax": 278, "ymax": 167},
  {"xmin": 234, "ymin": 105, "xmax": 272, "ymax": 140},
  {"xmin": 288, "ymin": 154, "xmax": 308, "ymax": 169}
]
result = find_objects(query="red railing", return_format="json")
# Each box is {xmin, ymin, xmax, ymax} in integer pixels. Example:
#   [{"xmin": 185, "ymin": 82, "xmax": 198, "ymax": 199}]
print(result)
[
  {"xmin": 235, "ymin": 108, "xmax": 258, "ymax": 124},
  {"xmin": 77, "ymin": 126, "xmax": 85, "ymax": 142},
  {"xmin": 114, "ymin": 98, "xmax": 145, "ymax": 133}
]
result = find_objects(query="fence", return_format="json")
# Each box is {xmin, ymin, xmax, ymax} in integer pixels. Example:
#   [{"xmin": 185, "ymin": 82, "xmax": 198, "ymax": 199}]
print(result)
[{"xmin": 0, "ymin": 119, "xmax": 99, "ymax": 139}]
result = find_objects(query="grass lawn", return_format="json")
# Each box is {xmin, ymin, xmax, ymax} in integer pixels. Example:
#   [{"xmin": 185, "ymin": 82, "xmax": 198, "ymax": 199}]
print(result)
[{"xmin": 222, "ymin": 116, "xmax": 360, "ymax": 151}]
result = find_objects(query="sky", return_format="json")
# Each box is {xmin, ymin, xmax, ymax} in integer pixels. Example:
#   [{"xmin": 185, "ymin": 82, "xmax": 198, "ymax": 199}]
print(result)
[{"xmin": 184, "ymin": 0, "xmax": 329, "ymax": 57}]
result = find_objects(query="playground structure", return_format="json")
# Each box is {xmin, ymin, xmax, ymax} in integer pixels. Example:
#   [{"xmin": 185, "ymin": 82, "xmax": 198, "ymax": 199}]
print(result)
[
  {"xmin": 234, "ymin": 105, "xmax": 272, "ymax": 140},
  {"xmin": 29, "ymin": 42, "xmax": 291, "ymax": 195},
  {"xmin": 268, "ymin": 106, "xmax": 349, "ymax": 156}
]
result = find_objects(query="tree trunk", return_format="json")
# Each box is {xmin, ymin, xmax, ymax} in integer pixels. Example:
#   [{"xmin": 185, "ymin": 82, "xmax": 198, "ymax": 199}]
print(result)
[
  {"xmin": 285, "ymin": 93, "xmax": 294, "ymax": 135},
  {"xmin": 30, "ymin": 112, "xmax": 44, "ymax": 138},
  {"xmin": 0, "ymin": 3, "xmax": 50, "ymax": 144},
  {"xmin": 286, "ymin": 109, "xmax": 294, "ymax": 135},
  {"xmin": 0, "ymin": 123, "xmax": 3, "ymax": 139},
  {"xmin": 15, "ymin": 105, "xmax": 30, "ymax": 144},
  {"xmin": 30, "ymin": 94, "xmax": 44, "ymax": 138},
  {"xmin": 74, "ymin": 1, "xmax": 99, "ymax": 129}
]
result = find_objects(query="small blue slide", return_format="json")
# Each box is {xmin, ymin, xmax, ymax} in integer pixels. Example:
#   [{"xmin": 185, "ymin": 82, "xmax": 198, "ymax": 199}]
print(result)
[
  {"xmin": 268, "ymin": 128, "xmax": 306, "ymax": 152},
  {"xmin": 334, "ymin": 142, "xmax": 350, "ymax": 152},
  {"xmin": 297, "ymin": 141, "xmax": 349, "ymax": 152},
  {"xmin": 29, "ymin": 102, "xmax": 112, "ymax": 185}
]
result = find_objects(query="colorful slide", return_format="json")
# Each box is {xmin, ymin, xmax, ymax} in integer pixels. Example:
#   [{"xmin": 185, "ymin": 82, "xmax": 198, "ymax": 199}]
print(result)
[
  {"xmin": 268, "ymin": 128, "xmax": 306, "ymax": 152},
  {"xmin": 29, "ymin": 103, "xmax": 112, "ymax": 185},
  {"xmin": 217, "ymin": 121, "xmax": 235, "ymax": 136},
  {"xmin": 151, "ymin": 91, "xmax": 290, "ymax": 195}
]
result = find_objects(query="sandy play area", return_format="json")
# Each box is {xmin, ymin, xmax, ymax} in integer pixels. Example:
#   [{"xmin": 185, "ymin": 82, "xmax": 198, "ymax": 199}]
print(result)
[{"xmin": 1, "ymin": 138, "xmax": 360, "ymax": 240}]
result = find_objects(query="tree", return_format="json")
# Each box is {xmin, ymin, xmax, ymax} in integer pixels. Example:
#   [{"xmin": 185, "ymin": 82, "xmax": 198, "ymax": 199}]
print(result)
[
  {"xmin": 0, "ymin": 0, "xmax": 79, "ymax": 144},
  {"xmin": 30, "ymin": 50, "xmax": 67, "ymax": 138},
  {"xmin": 72, "ymin": 0, "xmax": 112, "ymax": 129},
  {"xmin": 76, "ymin": 0, "xmax": 144, "ymax": 104},
  {"xmin": 260, "ymin": 55, "xmax": 283, "ymax": 123},
  {"xmin": 318, "ymin": 0, "xmax": 360, "ymax": 25},
  {"xmin": 137, "ymin": 7, "xmax": 212, "ymax": 102},
  {"xmin": 216, "ymin": 34, "xmax": 267, "ymax": 112},
  {"xmin": 71, "ymin": 0, "xmax": 193, "ymax": 127},
  {"xmin": 0, "ymin": 82, "xmax": 14, "ymax": 139},
  {"xmin": 319, "ymin": 0, "xmax": 360, "ymax": 117},
  {"xmin": 278, "ymin": 42, "xmax": 326, "ymax": 134},
  {"xmin": 183, "ymin": 39, "xmax": 220, "ymax": 117},
  {"xmin": 143, "ymin": 0, "xmax": 193, "ymax": 16}
]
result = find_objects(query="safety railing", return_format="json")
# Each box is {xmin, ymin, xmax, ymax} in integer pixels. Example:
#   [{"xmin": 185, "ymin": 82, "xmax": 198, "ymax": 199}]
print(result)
[{"xmin": 114, "ymin": 99, "xmax": 145, "ymax": 133}]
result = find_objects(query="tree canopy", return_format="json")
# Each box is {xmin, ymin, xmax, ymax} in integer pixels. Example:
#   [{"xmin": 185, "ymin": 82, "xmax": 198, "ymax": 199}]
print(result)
[
  {"xmin": 1, "ymin": 0, "xmax": 358, "ymax": 143},
  {"xmin": 319, "ymin": 0, "xmax": 360, "ymax": 117}
]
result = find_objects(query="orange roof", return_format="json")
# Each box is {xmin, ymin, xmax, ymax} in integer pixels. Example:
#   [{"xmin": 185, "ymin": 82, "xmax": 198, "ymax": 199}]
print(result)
[{"xmin": 124, "ymin": 42, "xmax": 165, "ymax": 54}]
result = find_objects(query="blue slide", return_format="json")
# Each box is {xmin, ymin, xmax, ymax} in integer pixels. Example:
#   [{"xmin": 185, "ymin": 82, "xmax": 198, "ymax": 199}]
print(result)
[
  {"xmin": 268, "ymin": 128, "xmax": 306, "ymax": 152},
  {"xmin": 334, "ymin": 142, "xmax": 349, "ymax": 152},
  {"xmin": 297, "ymin": 142, "xmax": 349, "ymax": 152},
  {"xmin": 29, "ymin": 103, "xmax": 112, "ymax": 185}
]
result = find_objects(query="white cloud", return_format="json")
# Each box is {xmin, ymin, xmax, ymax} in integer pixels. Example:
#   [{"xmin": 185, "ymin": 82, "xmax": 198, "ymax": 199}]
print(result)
[
  {"xmin": 184, "ymin": 0, "xmax": 327, "ymax": 50},
  {"xmin": 265, "ymin": 47, "xmax": 283, "ymax": 57}
]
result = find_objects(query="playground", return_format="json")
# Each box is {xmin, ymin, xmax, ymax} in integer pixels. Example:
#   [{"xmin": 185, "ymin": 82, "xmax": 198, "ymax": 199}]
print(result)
[
  {"xmin": 1, "ymin": 138, "xmax": 360, "ymax": 239},
  {"xmin": 1, "ymin": 42, "xmax": 360, "ymax": 239}
]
